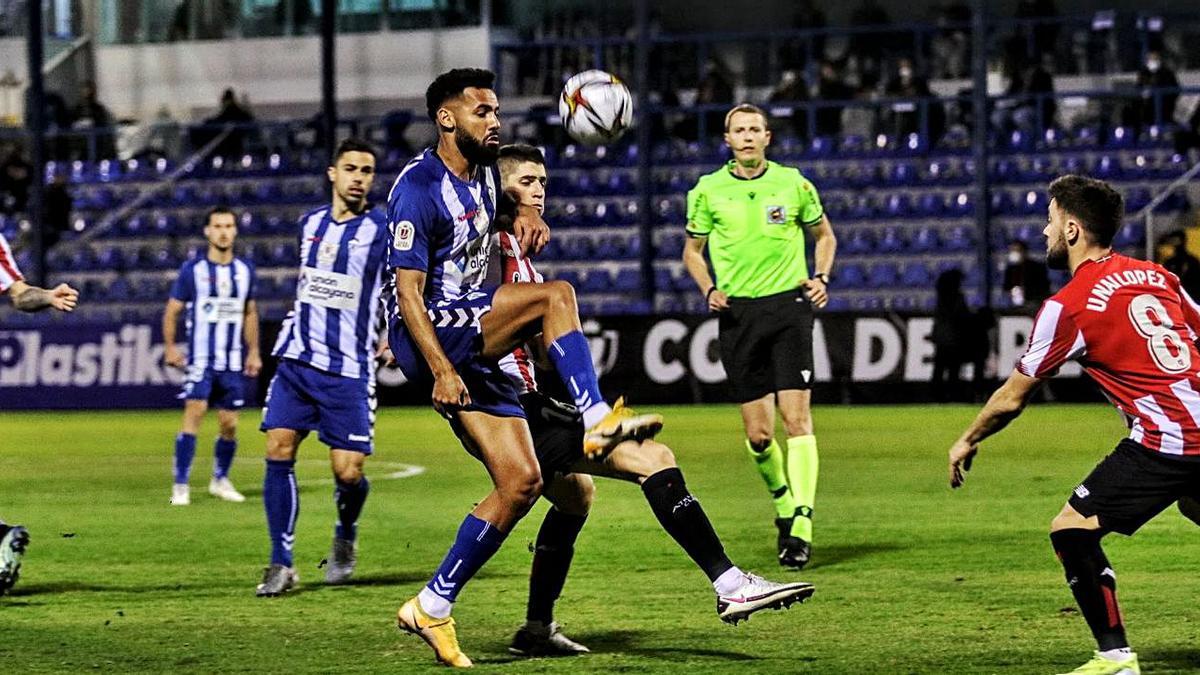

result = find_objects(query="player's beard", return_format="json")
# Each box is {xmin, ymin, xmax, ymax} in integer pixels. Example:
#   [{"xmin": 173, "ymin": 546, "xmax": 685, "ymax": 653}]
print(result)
[
  {"xmin": 456, "ymin": 128, "xmax": 499, "ymax": 166},
  {"xmin": 1046, "ymin": 233, "xmax": 1069, "ymax": 270}
]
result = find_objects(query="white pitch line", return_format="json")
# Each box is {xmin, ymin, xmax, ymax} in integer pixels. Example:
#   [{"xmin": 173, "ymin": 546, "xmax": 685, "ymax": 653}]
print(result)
[{"xmin": 232, "ymin": 458, "xmax": 426, "ymax": 487}]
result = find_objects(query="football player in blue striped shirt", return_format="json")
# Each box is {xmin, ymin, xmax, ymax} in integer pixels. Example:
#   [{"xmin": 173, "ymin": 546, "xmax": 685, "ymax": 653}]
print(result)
[
  {"xmin": 164, "ymin": 206, "xmax": 261, "ymax": 506},
  {"xmin": 255, "ymin": 138, "xmax": 390, "ymax": 596},
  {"xmin": 387, "ymin": 68, "xmax": 663, "ymax": 667}
]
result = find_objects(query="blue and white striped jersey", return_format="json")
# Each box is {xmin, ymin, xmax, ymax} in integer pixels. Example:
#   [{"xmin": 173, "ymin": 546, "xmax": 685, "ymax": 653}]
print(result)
[
  {"xmin": 272, "ymin": 205, "xmax": 390, "ymax": 381},
  {"xmin": 169, "ymin": 256, "xmax": 256, "ymax": 373},
  {"xmin": 386, "ymin": 148, "xmax": 499, "ymax": 304}
]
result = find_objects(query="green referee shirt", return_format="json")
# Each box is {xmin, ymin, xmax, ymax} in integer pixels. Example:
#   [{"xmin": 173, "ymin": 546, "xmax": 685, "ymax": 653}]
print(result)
[{"xmin": 686, "ymin": 160, "xmax": 824, "ymax": 299}]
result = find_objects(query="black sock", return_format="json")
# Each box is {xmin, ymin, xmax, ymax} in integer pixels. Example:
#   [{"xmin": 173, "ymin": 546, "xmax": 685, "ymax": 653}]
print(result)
[
  {"xmin": 526, "ymin": 507, "xmax": 587, "ymax": 624},
  {"xmin": 1050, "ymin": 529, "xmax": 1128, "ymax": 652},
  {"xmin": 641, "ymin": 468, "xmax": 734, "ymax": 582}
]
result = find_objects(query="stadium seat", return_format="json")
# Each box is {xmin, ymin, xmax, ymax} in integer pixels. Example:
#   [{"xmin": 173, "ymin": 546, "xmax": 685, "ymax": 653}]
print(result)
[
  {"xmin": 612, "ymin": 268, "xmax": 641, "ymax": 292},
  {"xmin": 837, "ymin": 263, "xmax": 867, "ymax": 289},
  {"xmin": 876, "ymin": 227, "xmax": 905, "ymax": 253},
  {"xmin": 868, "ymin": 262, "xmax": 899, "ymax": 288},
  {"xmin": 900, "ymin": 262, "xmax": 932, "ymax": 287},
  {"xmin": 1105, "ymin": 126, "xmax": 1134, "ymax": 150},
  {"xmin": 910, "ymin": 226, "xmax": 939, "ymax": 253},
  {"xmin": 842, "ymin": 228, "xmax": 875, "ymax": 255},
  {"xmin": 580, "ymin": 270, "xmax": 612, "ymax": 293}
]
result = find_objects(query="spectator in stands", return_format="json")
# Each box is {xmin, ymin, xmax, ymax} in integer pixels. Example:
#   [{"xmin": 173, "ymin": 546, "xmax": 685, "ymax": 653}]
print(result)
[
  {"xmin": 196, "ymin": 88, "xmax": 256, "ymax": 158},
  {"xmin": 1125, "ymin": 50, "xmax": 1179, "ymax": 130},
  {"xmin": 991, "ymin": 56, "xmax": 1056, "ymax": 134},
  {"xmin": 0, "ymin": 144, "xmax": 32, "ymax": 215},
  {"xmin": 1014, "ymin": 0, "xmax": 1060, "ymax": 64},
  {"xmin": 785, "ymin": 0, "xmax": 826, "ymax": 70},
  {"xmin": 814, "ymin": 60, "xmax": 854, "ymax": 137},
  {"xmin": 1174, "ymin": 101, "xmax": 1200, "ymax": 157},
  {"xmin": 70, "ymin": 80, "xmax": 116, "ymax": 160},
  {"xmin": 768, "ymin": 70, "xmax": 809, "ymax": 139},
  {"xmin": 1157, "ymin": 230, "xmax": 1200, "ymax": 301},
  {"xmin": 882, "ymin": 57, "xmax": 944, "ymax": 140},
  {"xmin": 849, "ymin": 0, "xmax": 891, "ymax": 90},
  {"xmin": 931, "ymin": 269, "xmax": 971, "ymax": 402},
  {"xmin": 931, "ymin": 0, "xmax": 971, "ymax": 78},
  {"xmin": 1002, "ymin": 240, "xmax": 1051, "ymax": 309},
  {"xmin": 275, "ymin": 0, "xmax": 314, "ymax": 35},
  {"xmin": 674, "ymin": 59, "xmax": 734, "ymax": 141},
  {"xmin": 42, "ymin": 174, "xmax": 72, "ymax": 250}
]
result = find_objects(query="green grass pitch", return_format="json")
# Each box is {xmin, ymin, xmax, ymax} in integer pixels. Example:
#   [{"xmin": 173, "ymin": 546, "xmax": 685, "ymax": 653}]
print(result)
[{"xmin": 3, "ymin": 404, "xmax": 1200, "ymax": 673}]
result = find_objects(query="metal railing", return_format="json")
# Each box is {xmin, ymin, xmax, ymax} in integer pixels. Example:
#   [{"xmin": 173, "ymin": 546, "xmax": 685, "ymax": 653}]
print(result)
[{"xmin": 1135, "ymin": 158, "xmax": 1200, "ymax": 260}]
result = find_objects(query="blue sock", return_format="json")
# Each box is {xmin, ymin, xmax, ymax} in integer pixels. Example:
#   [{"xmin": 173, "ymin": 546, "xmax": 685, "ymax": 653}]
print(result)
[
  {"xmin": 264, "ymin": 459, "xmax": 299, "ymax": 567},
  {"xmin": 424, "ymin": 515, "xmax": 508, "ymax": 607},
  {"xmin": 548, "ymin": 330, "xmax": 608, "ymax": 421},
  {"xmin": 173, "ymin": 433, "xmax": 197, "ymax": 484},
  {"xmin": 334, "ymin": 476, "xmax": 370, "ymax": 542},
  {"xmin": 213, "ymin": 437, "xmax": 237, "ymax": 479}
]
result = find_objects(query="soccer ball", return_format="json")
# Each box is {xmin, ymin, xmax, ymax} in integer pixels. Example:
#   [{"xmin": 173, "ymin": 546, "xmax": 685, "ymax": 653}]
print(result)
[{"xmin": 559, "ymin": 70, "xmax": 633, "ymax": 145}]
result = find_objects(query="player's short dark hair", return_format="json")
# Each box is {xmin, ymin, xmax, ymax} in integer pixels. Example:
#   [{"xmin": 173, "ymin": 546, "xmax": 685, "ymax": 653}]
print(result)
[
  {"xmin": 205, "ymin": 205, "xmax": 236, "ymax": 226},
  {"xmin": 498, "ymin": 144, "xmax": 545, "ymax": 166},
  {"xmin": 425, "ymin": 68, "xmax": 496, "ymax": 122},
  {"xmin": 331, "ymin": 137, "xmax": 377, "ymax": 165},
  {"xmin": 1048, "ymin": 175, "xmax": 1124, "ymax": 247},
  {"xmin": 724, "ymin": 103, "xmax": 770, "ymax": 132}
]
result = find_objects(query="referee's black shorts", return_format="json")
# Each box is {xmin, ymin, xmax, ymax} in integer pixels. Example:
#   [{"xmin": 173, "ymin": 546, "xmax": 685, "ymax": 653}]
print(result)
[
  {"xmin": 718, "ymin": 288, "xmax": 815, "ymax": 403},
  {"xmin": 1068, "ymin": 438, "xmax": 1200, "ymax": 535}
]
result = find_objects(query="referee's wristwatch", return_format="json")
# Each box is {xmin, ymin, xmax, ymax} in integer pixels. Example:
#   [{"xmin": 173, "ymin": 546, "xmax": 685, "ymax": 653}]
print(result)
[{"xmin": 812, "ymin": 273, "xmax": 830, "ymax": 286}]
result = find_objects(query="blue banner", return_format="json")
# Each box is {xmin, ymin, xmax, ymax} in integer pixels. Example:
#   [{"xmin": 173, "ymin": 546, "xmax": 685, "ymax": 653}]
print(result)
[{"xmin": 0, "ymin": 323, "xmax": 185, "ymax": 409}]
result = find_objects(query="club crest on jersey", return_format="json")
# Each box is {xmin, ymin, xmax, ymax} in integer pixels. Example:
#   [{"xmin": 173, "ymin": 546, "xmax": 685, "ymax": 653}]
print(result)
[
  {"xmin": 394, "ymin": 221, "xmax": 414, "ymax": 251},
  {"xmin": 317, "ymin": 240, "xmax": 339, "ymax": 265},
  {"xmin": 766, "ymin": 205, "xmax": 787, "ymax": 224}
]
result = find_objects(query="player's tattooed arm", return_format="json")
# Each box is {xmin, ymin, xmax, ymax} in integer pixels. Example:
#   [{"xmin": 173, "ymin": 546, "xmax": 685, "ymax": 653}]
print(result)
[
  {"xmin": 8, "ymin": 280, "xmax": 79, "ymax": 313},
  {"xmin": 394, "ymin": 268, "xmax": 471, "ymax": 415},
  {"xmin": 949, "ymin": 369, "xmax": 1043, "ymax": 488}
]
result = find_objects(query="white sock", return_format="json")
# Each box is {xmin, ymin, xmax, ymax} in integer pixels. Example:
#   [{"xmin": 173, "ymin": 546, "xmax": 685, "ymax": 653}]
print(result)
[
  {"xmin": 1099, "ymin": 647, "xmax": 1133, "ymax": 662},
  {"xmin": 417, "ymin": 587, "xmax": 453, "ymax": 619},
  {"xmin": 712, "ymin": 566, "xmax": 745, "ymax": 596},
  {"xmin": 580, "ymin": 402, "xmax": 612, "ymax": 430}
]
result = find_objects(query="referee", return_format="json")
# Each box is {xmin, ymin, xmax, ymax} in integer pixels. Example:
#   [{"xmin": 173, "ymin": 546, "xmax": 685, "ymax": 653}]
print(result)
[{"xmin": 682, "ymin": 103, "xmax": 837, "ymax": 569}]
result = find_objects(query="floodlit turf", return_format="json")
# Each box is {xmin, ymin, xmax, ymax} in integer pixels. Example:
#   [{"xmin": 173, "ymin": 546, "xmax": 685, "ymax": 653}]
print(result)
[{"xmin": 3, "ymin": 403, "xmax": 1200, "ymax": 673}]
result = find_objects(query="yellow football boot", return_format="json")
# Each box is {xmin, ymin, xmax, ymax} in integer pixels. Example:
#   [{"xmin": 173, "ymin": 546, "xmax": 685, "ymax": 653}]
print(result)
[
  {"xmin": 397, "ymin": 597, "xmax": 473, "ymax": 668},
  {"xmin": 582, "ymin": 397, "xmax": 664, "ymax": 459},
  {"xmin": 1057, "ymin": 652, "xmax": 1140, "ymax": 675}
]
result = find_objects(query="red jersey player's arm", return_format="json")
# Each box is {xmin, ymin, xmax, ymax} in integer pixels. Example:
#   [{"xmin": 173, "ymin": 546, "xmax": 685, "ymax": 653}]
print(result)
[
  {"xmin": 948, "ymin": 369, "xmax": 1045, "ymax": 488},
  {"xmin": 1172, "ymin": 276, "xmax": 1200, "ymax": 339}
]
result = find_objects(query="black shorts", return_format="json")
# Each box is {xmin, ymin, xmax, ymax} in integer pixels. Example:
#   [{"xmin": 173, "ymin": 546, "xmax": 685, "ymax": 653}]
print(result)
[
  {"xmin": 450, "ymin": 392, "xmax": 584, "ymax": 480},
  {"xmin": 1068, "ymin": 439, "xmax": 1200, "ymax": 535},
  {"xmin": 718, "ymin": 288, "xmax": 815, "ymax": 402}
]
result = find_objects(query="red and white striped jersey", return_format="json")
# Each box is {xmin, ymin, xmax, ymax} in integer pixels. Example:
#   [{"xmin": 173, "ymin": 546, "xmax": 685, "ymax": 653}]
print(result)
[
  {"xmin": 0, "ymin": 232, "xmax": 25, "ymax": 294},
  {"xmin": 1018, "ymin": 253, "xmax": 1200, "ymax": 457},
  {"xmin": 495, "ymin": 231, "xmax": 545, "ymax": 396}
]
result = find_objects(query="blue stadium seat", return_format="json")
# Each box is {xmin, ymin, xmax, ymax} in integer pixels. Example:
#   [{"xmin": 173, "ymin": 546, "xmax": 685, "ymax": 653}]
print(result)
[
  {"xmin": 1105, "ymin": 126, "xmax": 1135, "ymax": 150},
  {"xmin": 1113, "ymin": 222, "xmax": 1144, "ymax": 249},
  {"xmin": 883, "ymin": 194, "xmax": 912, "ymax": 219},
  {"xmin": 900, "ymin": 262, "xmax": 932, "ymax": 287},
  {"xmin": 837, "ymin": 263, "xmax": 867, "ymax": 289},
  {"xmin": 945, "ymin": 224, "xmax": 974, "ymax": 251},
  {"xmin": 990, "ymin": 191, "xmax": 1015, "ymax": 216},
  {"xmin": 580, "ymin": 269, "xmax": 612, "ymax": 293},
  {"xmin": 1093, "ymin": 155, "xmax": 1121, "ymax": 180},
  {"xmin": 842, "ymin": 228, "xmax": 874, "ymax": 255},
  {"xmin": 916, "ymin": 192, "xmax": 944, "ymax": 217},
  {"xmin": 1073, "ymin": 125, "xmax": 1100, "ymax": 148},
  {"xmin": 876, "ymin": 227, "xmax": 905, "ymax": 253},
  {"xmin": 612, "ymin": 269, "xmax": 641, "ymax": 292},
  {"xmin": 886, "ymin": 162, "xmax": 918, "ymax": 186},
  {"xmin": 910, "ymin": 226, "xmax": 940, "ymax": 253}
]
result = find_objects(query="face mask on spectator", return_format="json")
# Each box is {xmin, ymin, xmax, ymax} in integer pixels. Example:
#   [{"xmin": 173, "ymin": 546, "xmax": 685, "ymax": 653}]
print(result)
[
  {"xmin": 1007, "ymin": 251, "xmax": 1023, "ymax": 264},
  {"xmin": 899, "ymin": 66, "xmax": 913, "ymax": 81},
  {"xmin": 1147, "ymin": 59, "xmax": 1161, "ymax": 72}
]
